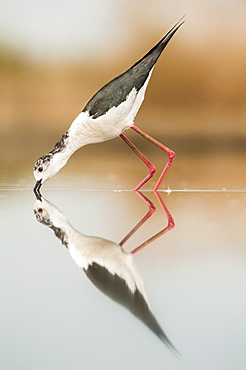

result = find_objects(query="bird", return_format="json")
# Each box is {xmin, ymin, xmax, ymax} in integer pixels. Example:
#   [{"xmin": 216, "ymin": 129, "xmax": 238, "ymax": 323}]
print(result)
[
  {"xmin": 33, "ymin": 19, "xmax": 184, "ymax": 196},
  {"xmin": 33, "ymin": 194, "xmax": 180, "ymax": 356}
]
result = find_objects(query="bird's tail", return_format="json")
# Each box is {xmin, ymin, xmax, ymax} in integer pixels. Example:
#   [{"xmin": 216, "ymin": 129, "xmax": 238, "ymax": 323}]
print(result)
[{"xmin": 130, "ymin": 16, "xmax": 185, "ymax": 72}]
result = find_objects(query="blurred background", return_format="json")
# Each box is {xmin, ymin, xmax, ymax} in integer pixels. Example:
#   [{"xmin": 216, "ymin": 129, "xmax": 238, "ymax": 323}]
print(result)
[
  {"xmin": 0, "ymin": 0, "xmax": 246, "ymax": 189},
  {"xmin": 1, "ymin": 3, "xmax": 246, "ymax": 368}
]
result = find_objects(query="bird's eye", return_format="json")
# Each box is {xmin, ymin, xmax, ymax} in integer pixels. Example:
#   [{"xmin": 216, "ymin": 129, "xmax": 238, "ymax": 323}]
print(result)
[
  {"xmin": 38, "ymin": 167, "xmax": 43, "ymax": 173},
  {"xmin": 38, "ymin": 208, "xmax": 43, "ymax": 214}
]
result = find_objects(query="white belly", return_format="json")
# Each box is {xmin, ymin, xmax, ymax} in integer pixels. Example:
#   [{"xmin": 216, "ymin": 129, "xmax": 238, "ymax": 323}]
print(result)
[{"xmin": 69, "ymin": 71, "xmax": 152, "ymax": 148}]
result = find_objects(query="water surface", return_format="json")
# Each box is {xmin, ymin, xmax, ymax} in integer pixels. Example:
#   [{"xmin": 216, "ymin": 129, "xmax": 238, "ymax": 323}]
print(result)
[{"xmin": 1, "ymin": 179, "xmax": 246, "ymax": 369}]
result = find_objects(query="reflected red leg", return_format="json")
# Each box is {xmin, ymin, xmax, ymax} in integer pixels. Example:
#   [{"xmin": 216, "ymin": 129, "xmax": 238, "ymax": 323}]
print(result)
[
  {"xmin": 131, "ymin": 125, "xmax": 175, "ymax": 191},
  {"xmin": 119, "ymin": 190, "xmax": 156, "ymax": 247},
  {"xmin": 130, "ymin": 191, "xmax": 175, "ymax": 255},
  {"xmin": 120, "ymin": 133, "xmax": 156, "ymax": 190}
]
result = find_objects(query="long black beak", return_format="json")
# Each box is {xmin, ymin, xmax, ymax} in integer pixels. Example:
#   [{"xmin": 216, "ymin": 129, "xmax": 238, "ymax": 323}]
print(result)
[{"xmin": 33, "ymin": 179, "xmax": 42, "ymax": 201}]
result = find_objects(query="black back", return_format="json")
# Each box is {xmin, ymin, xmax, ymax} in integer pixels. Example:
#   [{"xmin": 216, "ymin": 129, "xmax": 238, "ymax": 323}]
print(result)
[
  {"xmin": 84, "ymin": 262, "xmax": 179, "ymax": 355},
  {"xmin": 83, "ymin": 21, "xmax": 183, "ymax": 118}
]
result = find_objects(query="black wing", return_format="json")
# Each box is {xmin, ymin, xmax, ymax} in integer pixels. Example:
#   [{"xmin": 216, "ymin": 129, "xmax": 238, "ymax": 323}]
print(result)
[
  {"xmin": 82, "ymin": 20, "xmax": 184, "ymax": 119},
  {"xmin": 84, "ymin": 262, "xmax": 180, "ymax": 356}
]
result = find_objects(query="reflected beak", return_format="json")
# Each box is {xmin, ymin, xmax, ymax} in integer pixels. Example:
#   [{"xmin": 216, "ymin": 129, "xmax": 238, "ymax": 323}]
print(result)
[{"xmin": 33, "ymin": 179, "xmax": 42, "ymax": 201}]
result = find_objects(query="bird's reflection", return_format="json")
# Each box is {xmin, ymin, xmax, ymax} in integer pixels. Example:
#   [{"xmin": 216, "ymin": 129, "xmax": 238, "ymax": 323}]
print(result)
[{"xmin": 33, "ymin": 192, "xmax": 179, "ymax": 356}]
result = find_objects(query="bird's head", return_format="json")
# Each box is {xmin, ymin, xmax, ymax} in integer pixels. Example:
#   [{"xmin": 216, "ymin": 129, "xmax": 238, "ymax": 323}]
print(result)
[
  {"xmin": 33, "ymin": 197, "xmax": 52, "ymax": 225},
  {"xmin": 33, "ymin": 197, "xmax": 70, "ymax": 248},
  {"xmin": 33, "ymin": 151, "xmax": 68, "ymax": 192},
  {"xmin": 33, "ymin": 197, "xmax": 62, "ymax": 226},
  {"xmin": 33, "ymin": 154, "xmax": 56, "ymax": 186}
]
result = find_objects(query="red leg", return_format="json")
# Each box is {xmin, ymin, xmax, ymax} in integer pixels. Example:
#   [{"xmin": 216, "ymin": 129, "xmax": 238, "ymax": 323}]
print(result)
[
  {"xmin": 120, "ymin": 133, "xmax": 156, "ymax": 191},
  {"xmin": 130, "ymin": 191, "xmax": 175, "ymax": 255},
  {"xmin": 119, "ymin": 191, "xmax": 156, "ymax": 247},
  {"xmin": 131, "ymin": 125, "xmax": 175, "ymax": 191}
]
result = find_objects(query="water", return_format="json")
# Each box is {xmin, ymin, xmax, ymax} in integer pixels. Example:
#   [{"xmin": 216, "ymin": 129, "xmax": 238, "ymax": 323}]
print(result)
[
  {"xmin": 1, "ymin": 190, "xmax": 246, "ymax": 369},
  {"xmin": 1, "ymin": 153, "xmax": 246, "ymax": 370}
]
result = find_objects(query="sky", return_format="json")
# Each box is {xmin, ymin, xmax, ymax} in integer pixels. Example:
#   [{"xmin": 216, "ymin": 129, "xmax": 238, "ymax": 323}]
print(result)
[{"xmin": 0, "ymin": 0, "xmax": 246, "ymax": 61}]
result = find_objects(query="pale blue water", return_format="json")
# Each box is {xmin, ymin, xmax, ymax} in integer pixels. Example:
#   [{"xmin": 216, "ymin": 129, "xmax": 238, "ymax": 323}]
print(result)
[{"xmin": 1, "ymin": 184, "xmax": 246, "ymax": 370}]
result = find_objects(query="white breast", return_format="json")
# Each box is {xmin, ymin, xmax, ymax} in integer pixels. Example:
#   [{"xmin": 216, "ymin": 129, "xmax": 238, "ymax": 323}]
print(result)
[
  {"xmin": 69, "ymin": 70, "xmax": 153, "ymax": 149},
  {"xmin": 68, "ymin": 233, "xmax": 148, "ymax": 302}
]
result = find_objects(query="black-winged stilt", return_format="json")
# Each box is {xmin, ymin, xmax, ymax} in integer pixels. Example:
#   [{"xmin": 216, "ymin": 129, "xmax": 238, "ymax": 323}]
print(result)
[
  {"xmin": 33, "ymin": 194, "xmax": 179, "ymax": 356},
  {"xmin": 33, "ymin": 19, "xmax": 184, "ymax": 196}
]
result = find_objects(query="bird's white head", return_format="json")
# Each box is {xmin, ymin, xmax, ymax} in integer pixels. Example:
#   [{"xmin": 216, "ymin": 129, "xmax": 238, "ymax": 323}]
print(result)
[
  {"xmin": 33, "ymin": 197, "xmax": 64, "ymax": 226},
  {"xmin": 34, "ymin": 153, "xmax": 57, "ymax": 184},
  {"xmin": 33, "ymin": 131, "xmax": 73, "ymax": 193},
  {"xmin": 33, "ymin": 150, "xmax": 69, "ymax": 191},
  {"xmin": 34, "ymin": 197, "xmax": 52, "ymax": 224}
]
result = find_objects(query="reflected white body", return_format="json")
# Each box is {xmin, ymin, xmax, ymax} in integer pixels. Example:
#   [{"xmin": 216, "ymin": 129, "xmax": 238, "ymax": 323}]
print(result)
[
  {"xmin": 33, "ymin": 195, "xmax": 180, "ymax": 355},
  {"xmin": 34, "ymin": 197, "xmax": 148, "ymax": 302}
]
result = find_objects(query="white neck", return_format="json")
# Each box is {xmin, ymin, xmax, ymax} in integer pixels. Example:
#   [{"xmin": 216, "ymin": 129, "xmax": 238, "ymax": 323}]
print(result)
[{"xmin": 48, "ymin": 130, "xmax": 78, "ymax": 177}]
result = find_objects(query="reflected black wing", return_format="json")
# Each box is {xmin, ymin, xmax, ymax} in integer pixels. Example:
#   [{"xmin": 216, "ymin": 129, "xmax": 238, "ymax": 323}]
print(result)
[
  {"xmin": 84, "ymin": 262, "xmax": 179, "ymax": 355},
  {"xmin": 82, "ymin": 21, "xmax": 183, "ymax": 119}
]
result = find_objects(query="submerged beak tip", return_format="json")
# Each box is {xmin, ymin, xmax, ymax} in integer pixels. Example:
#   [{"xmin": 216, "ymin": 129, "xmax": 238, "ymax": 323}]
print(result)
[
  {"xmin": 34, "ymin": 179, "xmax": 42, "ymax": 190},
  {"xmin": 33, "ymin": 179, "xmax": 43, "ymax": 201}
]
